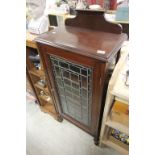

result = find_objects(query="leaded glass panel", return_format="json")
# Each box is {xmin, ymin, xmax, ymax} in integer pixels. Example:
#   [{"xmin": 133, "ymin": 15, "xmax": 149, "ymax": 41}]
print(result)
[{"xmin": 50, "ymin": 55, "xmax": 92, "ymax": 126}]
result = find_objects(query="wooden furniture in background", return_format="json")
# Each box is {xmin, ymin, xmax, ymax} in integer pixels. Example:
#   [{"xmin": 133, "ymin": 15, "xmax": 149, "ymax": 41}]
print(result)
[
  {"xmin": 26, "ymin": 32, "xmax": 62, "ymax": 121},
  {"xmin": 35, "ymin": 10, "xmax": 127, "ymax": 144},
  {"xmin": 99, "ymin": 42, "xmax": 129, "ymax": 154}
]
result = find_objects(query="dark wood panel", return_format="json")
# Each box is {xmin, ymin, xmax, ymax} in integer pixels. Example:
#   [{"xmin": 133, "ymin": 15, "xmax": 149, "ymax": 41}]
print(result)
[{"xmin": 65, "ymin": 9, "xmax": 122, "ymax": 34}]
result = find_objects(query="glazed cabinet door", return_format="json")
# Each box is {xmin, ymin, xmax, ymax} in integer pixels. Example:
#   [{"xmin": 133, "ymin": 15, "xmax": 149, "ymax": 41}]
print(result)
[
  {"xmin": 37, "ymin": 43, "xmax": 107, "ymax": 136},
  {"xmin": 50, "ymin": 55, "xmax": 93, "ymax": 126}
]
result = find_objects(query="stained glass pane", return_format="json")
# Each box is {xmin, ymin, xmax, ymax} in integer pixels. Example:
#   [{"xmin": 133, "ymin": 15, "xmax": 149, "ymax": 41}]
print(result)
[{"xmin": 50, "ymin": 55, "xmax": 92, "ymax": 126}]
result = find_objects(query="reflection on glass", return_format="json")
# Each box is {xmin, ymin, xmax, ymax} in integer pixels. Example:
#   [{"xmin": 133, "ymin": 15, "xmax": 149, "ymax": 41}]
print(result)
[
  {"xmin": 70, "ymin": 65, "xmax": 80, "ymax": 73},
  {"xmin": 60, "ymin": 61, "xmax": 68, "ymax": 69},
  {"xmin": 81, "ymin": 69, "xmax": 87, "ymax": 76},
  {"xmin": 63, "ymin": 70, "xmax": 70, "ymax": 78},
  {"xmin": 56, "ymin": 77, "xmax": 63, "ymax": 86},
  {"xmin": 72, "ymin": 82, "xmax": 79, "ymax": 89},
  {"xmin": 55, "ymin": 66, "xmax": 60, "ymax": 76},
  {"xmin": 64, "ymin": 78, "xmax": 71, "ymax": 86},
  {"xmin": 54, "ymin": 59, "xmax": 58, "ymax": 65},
  {"xmin": 72, "ymin": 88, "xmax": 79, "ymax": 96},
  {"xmin": 71, "ymin": 73, "xmax": 78, "ymax": 83},
  {"xmin": 82, "ymin": 76, "xmax": 87, "ymax": 88}
]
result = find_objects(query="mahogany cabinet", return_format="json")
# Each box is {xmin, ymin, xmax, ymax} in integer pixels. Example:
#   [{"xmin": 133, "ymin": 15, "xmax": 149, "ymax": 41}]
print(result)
[{"xmin": 35, "ymin": 10, "xmax": 127, "ymax": 144}]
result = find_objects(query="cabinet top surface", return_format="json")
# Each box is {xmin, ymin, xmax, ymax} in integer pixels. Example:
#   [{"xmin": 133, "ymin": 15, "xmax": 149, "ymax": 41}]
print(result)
[{"xmin": 35, "ymin": 26, "xmax": 127, "ymax": 62}]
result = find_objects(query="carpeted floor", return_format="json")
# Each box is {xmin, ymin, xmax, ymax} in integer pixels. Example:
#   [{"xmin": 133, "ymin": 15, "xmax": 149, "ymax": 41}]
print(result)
[{"xmin": 26, "ymin": 101, "xmax": 121, "ymax": 155}]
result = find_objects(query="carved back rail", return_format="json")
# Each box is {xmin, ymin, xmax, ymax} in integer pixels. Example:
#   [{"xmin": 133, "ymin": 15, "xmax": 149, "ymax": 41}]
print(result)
[{"xmin": 65, "ymin": 10, "xmax": 122, "ymax": 34}]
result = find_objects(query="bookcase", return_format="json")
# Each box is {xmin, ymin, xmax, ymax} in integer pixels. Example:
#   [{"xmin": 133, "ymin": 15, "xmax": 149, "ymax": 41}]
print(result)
[
  {"xmin": 26, "ymin": 32, "xmax": 62, "ymax": 121},
  {"xmin": 99, "ymin": 42, "xmax": 129, "ymax": 154}
]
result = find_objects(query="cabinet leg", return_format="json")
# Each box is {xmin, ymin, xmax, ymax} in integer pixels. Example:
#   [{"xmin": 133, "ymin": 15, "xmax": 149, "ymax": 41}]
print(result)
[
  {"xmin": 35, "ymin": 100, "xmax": 38, "ymax": 104},
  {"xmin": 94, "ymin": 137, "xmax": 99, "ymax": 145},
  {"xmin": 57, "ymin": 115, "xmax": 63, "ymax": 122}
]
